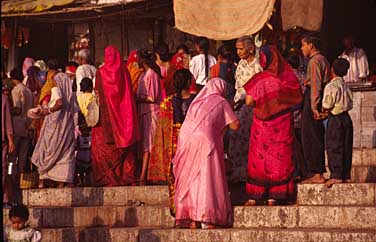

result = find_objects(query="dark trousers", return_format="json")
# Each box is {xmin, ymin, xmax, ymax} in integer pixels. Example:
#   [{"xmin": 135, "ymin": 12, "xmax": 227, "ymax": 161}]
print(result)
[
  {"xmin": 326, "ymin": 112, "xmax": 353, "ymax": 180},
  {"xmin": 293, "ymin": 128, "xmax": 307, "ymax": 178},
  {"xmin": 301, "ymin": 88, "xmax": 326, "ymax": 177},
  {"xmin": 9, "ymin": 136, "xmax": 31, "ymax": 174}
]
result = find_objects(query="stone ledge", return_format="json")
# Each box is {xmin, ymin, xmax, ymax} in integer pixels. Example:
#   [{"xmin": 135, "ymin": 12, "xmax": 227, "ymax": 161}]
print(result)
[
  {"xmin": 20, "ymin": 227, "xmax": 376, "ymax": 242},
  {"xmin": 297, "ymin": 183, "xmax": 375, "ymax": 206},
  {"xmin": 22, "ymin": 185, "xmax": 169, "ymax": 207}
]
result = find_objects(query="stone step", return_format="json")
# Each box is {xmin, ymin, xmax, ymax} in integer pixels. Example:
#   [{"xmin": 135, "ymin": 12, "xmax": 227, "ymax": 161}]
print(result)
[
  {"xmin": 18, "ymin": 227, "xmax": 376, "ymax": 242},
  {"xmin": 4, "ymin": 205, "xmax": 376, "ymax": 230},
  {"xmin": 22, "ymin": 185, "xmax": 169, "ymax": 207},
  {"xmin": 22, "ymin": 183, "xmax": 376, "ymax": 207},
  {"xmin": 297, "ymin": 183, "xmax": 376, "ymax": 206}
]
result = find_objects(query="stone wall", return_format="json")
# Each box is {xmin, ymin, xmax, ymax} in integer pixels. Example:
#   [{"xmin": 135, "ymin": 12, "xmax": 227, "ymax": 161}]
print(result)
[{"xmin": 349, "ymin": 89, "xmax": 376, "ymax": 148}]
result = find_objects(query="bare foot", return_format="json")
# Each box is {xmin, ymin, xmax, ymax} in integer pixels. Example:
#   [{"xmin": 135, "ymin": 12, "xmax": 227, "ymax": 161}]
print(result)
[
  {"xmin": 244, "ymin": 199, "xmax": 256, "ymax": 206},
  {"xmin": 267, "ymin": 199, "xmax": 276, "ymax": 206},
  {"xmin": 207, "ymin": 224, "xmax": 216, "ymax": 229},
  {"xmin": 301, "ymin": 174, "xmax": 325, "ymax": 184},
  {"xmin": 190, "ymin": 221, "xmax": 201, "ymax": 229},
  {"xmin": 38, "ymin": 179, "xmax": 44, "ymax": 188},
  {"xmin": 325, "ymin": 178, "xmax": 343, "ymax": 188},
  {"xmin": 57, "ymin": 182, "xmax": 65, "ymax": 188}
]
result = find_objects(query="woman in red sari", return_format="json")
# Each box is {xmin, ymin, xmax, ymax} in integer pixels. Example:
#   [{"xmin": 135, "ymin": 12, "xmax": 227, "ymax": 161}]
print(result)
[
  {"xmin": 91, "ymin": 46, "xmax": 140, "ymax": 186},
  {"xmin": 244, "ymin": 45, "xmax": 303, "ymax": 205}
]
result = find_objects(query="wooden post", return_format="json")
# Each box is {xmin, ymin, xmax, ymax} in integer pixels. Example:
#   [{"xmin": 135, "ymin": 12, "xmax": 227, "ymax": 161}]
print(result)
[{"xmin": 7, "ymin": 17, "xmax": 18, "ymax": 72}]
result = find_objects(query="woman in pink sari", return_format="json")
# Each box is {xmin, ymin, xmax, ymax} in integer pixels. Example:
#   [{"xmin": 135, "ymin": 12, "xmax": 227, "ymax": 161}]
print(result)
[
  {"xmin": 91, "ymin": 46, "xmax": 140, "ymax": 186},
  {"xmin": 244, "ymin": 45, "xmax": 303, "ymax": 205},
  {"xmin": 173, "ymin": 78, "xmax": 240, "ymax": 229}
]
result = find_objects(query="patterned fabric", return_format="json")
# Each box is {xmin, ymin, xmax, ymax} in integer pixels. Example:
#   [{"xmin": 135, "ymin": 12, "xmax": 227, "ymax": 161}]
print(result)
[
  {"xmin": 339, "ymin": 48, "xmax": 369, "ymax": 83},
  {"xmin": 234, "ymin": 58, "xmax": 263, "ymax": 102},
  {"xmin": 5, "ymin": 226, "xmax": 42, "ymax": 242},
  {"xmin": 322, "ymin": 77, "xmax": 353, "ymax": 115},
  {"xmin": 304, "ymin": 52, "xmax": 330, "ymax": 112},
  {"xmin": 244, "ymin": 45, "xmax": 302, "ymax": 201}
]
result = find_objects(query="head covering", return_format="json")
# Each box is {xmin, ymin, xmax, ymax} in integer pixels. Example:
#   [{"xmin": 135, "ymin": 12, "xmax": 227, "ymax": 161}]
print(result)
[
  {"xmin": 65, "ymin": 65, "xmax": 77, "ymax": 74},
  {"xmin": 99, "ymin": 46, "xmax": 140, "ymax": 148},
  {"xmin": 34, "ymin": 60, "xmax": 47, "ymax": 72},
  {"xmin": 126, "ymin": 50, "xmax": 145, "ymax": 93},
  {"xmin": 39, "ymin": 70, "xmax": 57, "ymax": 104},
  {"xmin": 126, "ymin": 50, "xmax": 138, "ymax": 68},
  {"xmin": 185, "ymin": 78, "xmax": 227, "ymax": 130},
  {"xmin": 22, "ymin": 57, "xmax": 35, "ymax": 77},
  {"xmin": 244, "ymin": 45, "xmax": 303, "ymax": 120}
]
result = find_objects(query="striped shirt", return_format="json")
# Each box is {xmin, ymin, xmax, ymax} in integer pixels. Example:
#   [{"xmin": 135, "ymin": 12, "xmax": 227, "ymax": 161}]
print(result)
[{"xmin": 304, "ymin": 52, "xmax": 330, "ymax": 112}]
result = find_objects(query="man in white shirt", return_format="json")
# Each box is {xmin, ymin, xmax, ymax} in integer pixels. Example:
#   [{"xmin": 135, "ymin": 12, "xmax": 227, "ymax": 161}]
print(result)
[
  {"xmin": 76, "ymin": 49, "xmax": 96, "ymax": 96},
  {"xmin": 189, "ymin": 37, "xmax": 216, "ymax": 90},
  {"xmin": 339, "ymin": 35, "xmax": 369, "ymax": 83}
]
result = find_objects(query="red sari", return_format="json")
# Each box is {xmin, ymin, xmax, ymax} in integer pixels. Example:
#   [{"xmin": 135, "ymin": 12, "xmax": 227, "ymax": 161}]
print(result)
[
  {"xmin": 91, "ymin": 46, "xmax": 140, "ymax": 186},
  {"xmin": 244, "ymin": 45, "xmax": 303, "ymax": 200}
]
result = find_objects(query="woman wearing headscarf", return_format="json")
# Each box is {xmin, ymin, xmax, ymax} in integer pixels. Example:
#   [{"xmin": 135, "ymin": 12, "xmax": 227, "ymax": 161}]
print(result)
[
  {"xmin": 173, "ymin": 78, "xmax": 240, "ymax": 229},
  {"xmin": 39, "ymin": 59, "xmax": 59, "ymax": 107},
  {"xmin": 243, "ymin": 45, "xmax": 303, "ymax": 206},
  {"xmin": 32, "ymin": 73, "xmax": 78, "ymax": 188},
  {"xmin": 126, "ymin": 50, "xmax": 145, "ymax": 94},
  {"xmin": 91, "ymin": 46, "xmax": 139, "ymax": 186}
]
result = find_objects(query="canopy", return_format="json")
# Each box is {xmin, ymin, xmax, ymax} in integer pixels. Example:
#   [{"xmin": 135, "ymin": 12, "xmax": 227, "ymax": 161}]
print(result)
[{"xmin": 173, "ymin": 0, "xmax": 275, "ymax": 40}]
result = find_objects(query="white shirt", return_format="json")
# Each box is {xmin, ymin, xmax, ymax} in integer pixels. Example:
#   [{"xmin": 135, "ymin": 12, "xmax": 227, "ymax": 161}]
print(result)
[
  {"xmin": 234, "ymin": 58, "xmax": 263, "ymax": 102},
  {"xmin": 76, "ymin": 64, "xmax": 97, "ymax": 95},
  {"xmin": 339, "ymin": 48, "xmax": 369, "ymax": 83},
  {"xmin": 189, "ymin": 54, "xmax": 216, "ymax": 86}
]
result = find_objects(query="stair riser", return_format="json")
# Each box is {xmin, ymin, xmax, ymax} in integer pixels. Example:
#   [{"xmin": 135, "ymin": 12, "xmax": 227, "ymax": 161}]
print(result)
[
  {"xmin": 26, "ymin": 228, "xmax": 376, "ymax": 242},
  {"xmin": 297, "ymin": 183, "xmax": 376, "ymax": 205},
  {"xmin": 4, "ymin": 206, "xmax": 376, "ymax": 230},
  {"xmin": 22, "ymin": 186, "xmax": 169, "ymax": 207}
]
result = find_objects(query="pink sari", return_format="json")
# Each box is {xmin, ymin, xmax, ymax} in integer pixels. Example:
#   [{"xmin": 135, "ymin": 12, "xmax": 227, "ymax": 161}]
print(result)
[
  {"xmin": 172, "ymin": 78, "xmax": 237, "ymax": 226},
  {"xmin": 244, "ymin": 45, "xmax": 303, "ymax": 200}
]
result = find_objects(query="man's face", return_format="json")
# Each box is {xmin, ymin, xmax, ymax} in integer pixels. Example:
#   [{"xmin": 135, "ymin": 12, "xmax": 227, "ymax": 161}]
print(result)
[
  {"xmin": 236, "ymin": 42, "xmax": 253, "ymax": 60},
  {"xmin": 343, "ymin": 38, "xmax": 353, "ymax": 50},
  {"xmin": 301, "ymin": 39, "xmax": 312, "ymax": 57}
]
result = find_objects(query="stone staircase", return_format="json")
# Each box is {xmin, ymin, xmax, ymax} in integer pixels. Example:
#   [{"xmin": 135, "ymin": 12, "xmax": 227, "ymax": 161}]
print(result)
[{"xmin": 3, "ymin": 148, "xmax": 376, "ymax": 242}]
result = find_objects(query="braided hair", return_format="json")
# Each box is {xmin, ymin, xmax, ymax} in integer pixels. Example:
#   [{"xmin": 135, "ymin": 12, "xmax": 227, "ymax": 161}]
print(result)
[{"xmin": 197, "ymin": 37, "xmax": 210, "ymax": 79}]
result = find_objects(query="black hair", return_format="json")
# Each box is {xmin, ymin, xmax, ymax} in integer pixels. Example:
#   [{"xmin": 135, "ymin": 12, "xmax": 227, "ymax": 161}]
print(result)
[
  {"xmin": 302, "ymin": 32, "xmax": 321, "ymax": 50},
  {"xmin": 176, "ymin": 44, "xmax": 189, "ymax": 54},
  {"xmin": 65, "ymin": 61, "xmax": 79, "ymax": 68},
  {"xmin": 9, "ymin": 204, "xmax": 29, "ymax": 221},
  {"xmin": 26, "ymin": 66, "xmax": 41, "ymax": 92},
  {"xmin": 10, "ymin": 67, "xmax": 24, "ymax": 81},
  {"xmin": 196, "ymin": 37, "xmax": 210, "ymax": 79},
  {"xmin": 217, "ymin": 45, "xmax": 233, "ymax": 62},
  {"xmin": 332, "ymin": 58, "xmax": 350, "ymax": 77},
  {"xmin": 155, "ymin": 43, "xmax": 171, "ymax": 62},
  {"xmin": 286, "ymin": 51, "xmax": 300, "ymax": 69},
  {"xmin": 173, "ymin": 69, "xmax": 193, "ymax": 96},
  {"xmin": 80, "ymin": 77, "xmax": 93, "ymax": 93},
  {"xmin": 47, "ymin": 59, "xmax": 59, "ymax": 70},
  {"xmin": 137, "ymin": 49, "xmax": 162, "ymax": 79}
]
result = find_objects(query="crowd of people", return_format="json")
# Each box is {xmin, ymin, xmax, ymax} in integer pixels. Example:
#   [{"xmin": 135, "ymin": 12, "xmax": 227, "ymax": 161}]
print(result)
[{"xmin": 2, "ymin": 31, "xmax": 372, "ymax": 231}]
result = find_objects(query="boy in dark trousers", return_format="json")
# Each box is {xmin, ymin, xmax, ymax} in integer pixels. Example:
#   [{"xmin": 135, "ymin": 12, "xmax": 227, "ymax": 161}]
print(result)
[{"xmin": 322, "ymin": 58, "xmax": 353, "ymax": 187}]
